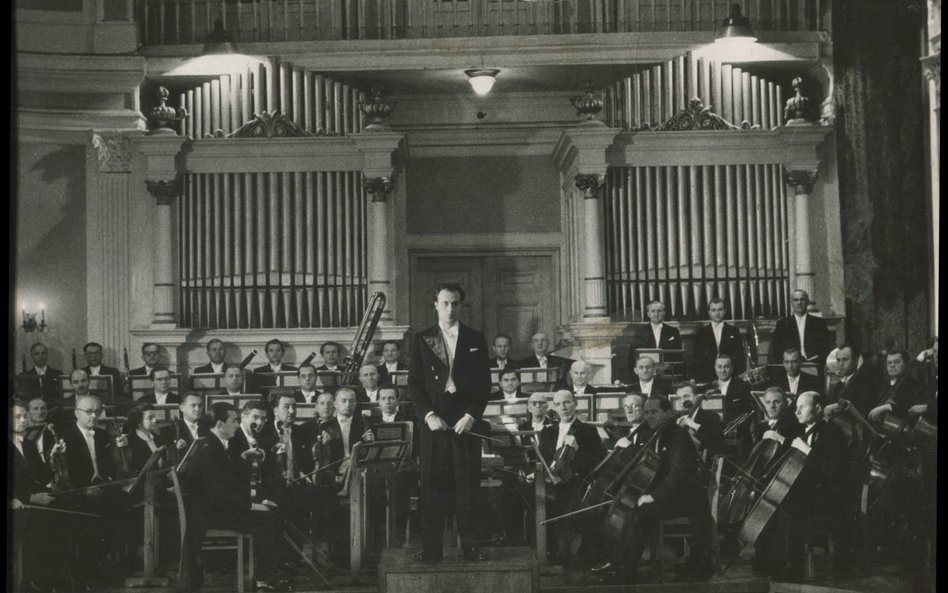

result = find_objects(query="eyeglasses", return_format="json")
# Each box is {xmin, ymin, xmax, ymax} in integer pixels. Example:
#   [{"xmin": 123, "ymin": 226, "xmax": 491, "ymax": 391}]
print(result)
[{"xmin": 77, "ymin": 408, "xmax": 104, "ymax": 416}]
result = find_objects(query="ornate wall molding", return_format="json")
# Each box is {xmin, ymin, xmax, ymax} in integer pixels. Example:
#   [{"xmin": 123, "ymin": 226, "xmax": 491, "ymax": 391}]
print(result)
[
  {"xmin": 655, "ymin": 98, "xmax": 758, "ymax": 131},
  {"xmin": 783, "ymin": 169, "xmax": 818, "ymax": 194},
  {"xmin": 574, "ymin": 173, "xmax": 605, "ymax": 198},
  {"xmin": 228, "ymin": 111, "xmax": 322, "ymax": 138},
  {"xmin": 91, "ymin": 133, "xmax": 133, "ymax": 172},
  {"xmin": 364, "ymin": 176, "xmax": 396, "ymax": 202},
  {"xmin": 145, "ymin": 177, "xmax": 182, "ymax": 206}
]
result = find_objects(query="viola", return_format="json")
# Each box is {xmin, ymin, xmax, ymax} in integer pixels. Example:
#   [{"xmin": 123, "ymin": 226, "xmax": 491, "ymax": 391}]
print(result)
[{"xmin": 549, "ymin": 441, "xmax": 577, "ymax": 483}]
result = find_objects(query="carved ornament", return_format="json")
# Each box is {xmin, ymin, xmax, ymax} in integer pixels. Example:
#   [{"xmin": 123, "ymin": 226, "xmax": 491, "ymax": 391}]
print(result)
[
  {"xmin": 656, "ymin": 98, "xmax": 758, "ymax": 131},
  {"xmin": 575, "ymin": 173, "xmax": 604, "ymax": 198},
  {"xmin": 783, "ymin": 169, "xmax": 817, "ymax": 194},
  {"xmin": 228, "ymin": 111, "xmax": 320, "ymax": 138},
  {"xmin": 364, "ymin": 176, "xmax": 396, "ymax": 203},
  {"xmin": 91, "ymin": 133, "xmax": 132, "ymax": 172},
  {"xmin": 146, "ymin": 177, "xmax": 182, "ymax": 206}
]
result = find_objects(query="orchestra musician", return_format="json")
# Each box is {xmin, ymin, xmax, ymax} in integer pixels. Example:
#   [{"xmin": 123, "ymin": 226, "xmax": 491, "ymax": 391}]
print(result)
[
  {"xmin": 591, "ymin": 396, "xmax": 713, "ymax": 584},
  {"xmin": 533, "ymin": 390, "xmax": 605, "ymax": 565},
  {"xmin": 177, "ymin": 402, "xmax": 286, "ymax": 593},
  {"xmin": 770, "ymin": 290, "xmax": 832, "ymax": 372},
  {"xmin": 627, "ymin": 356, "xmax": 671, "ymax": 397},
  {"xmin": 356, "ymin": 363, "xmax": 382, "ymax": 403},
  {"xmin": 408, "ymin": 283, "xmax": 492, "ymax": 563},
  {"xmin": 314, "ymin": 392, "xmax": 336, "ymax": 424},
  {"xmin": 377, "ymin": 340, "xmax": 409, "ymax": 386},
  {"xmin": 519, "ymin": 332, "xmax": 571, "ymax": 386},
  {"xmin": 26, "ymin": 395, "xmax": 56, "ymax": 463},
  {"xmin": 612, "ymin": 394, "xmax": 652, "ymax": 450},
  {"xmin": 712, "ymin": 354, "xmax": 755, "ymax": 459},
  {"xmin": 568, "ymin": 360, "xmax": 599, "ymax": 396},
  {"xmin": 158, "ymin": 392, "xmax": 208, "ymax": 463},
  {"xmin": 691, "ymin": 298, "xmax": 746, "ymax": 383},
  {"xmin": 80, "ymin": 342, "xmax": 126, "ymax": 401},
  {"xmin": 493, "ymin": 368, "xmax": 527, "ymax": 401},
  {"xmin": 626, "ymin": 300, "xmax": 683, "ymax": 383},
  {"xmin": 23, "ymin": 342, "xmax": 64, "ymax": 401},
  {"xmin": 755, "ymin": 387, "xmax": 802, "ymax": 442},
  {"xmin": 772, "ymin": 348, "xmax": 823, "ymax": 397},
  {"xmin": 519, "ymin": 393, "xmax": 555, "ymax": 445},
  {"xmin": 210, "ymin": 365, "xmax": 252, "ymax": 397},
  {"xmin": 293, "ymin": 363, "xmax": 321, "ymax": 403},
  {"xmin": 673, "ymin": 381, "xmax": 725, "ymax": 457},
  {"xmin": 490, "ymin": 334, "xmax": 516, "ymax": 371},
  {"xmin": 252, "ymin": 339, "xmax": 298, "ymax": 390},
  {"xmin": 193, "ymin": 339, "xmax": 227, "ymax": 375},
  {"xmin": 122, "ymin": 403, "xmax": 166, "ymax": 475},
  {"xmin": 137, "ymin": 367, "xmax": 180, "ymax": 405},
  {"xmin": 315, "ymin": 341, "xmax": 344, "ymax": 372},
  {"xmin": 374, "ymin": 387, "xmax": 416, "ymax": 546},
  {"xmin": 867, "ymin": 349, "xmax": 925, "ymax": 422},
  {"xmin": 128, "ymin": 343, "xmax": 162, "ymax": 377},
  {"xmin": 763, "ymin": 391, "xmax": 848, "ymax": 583}
]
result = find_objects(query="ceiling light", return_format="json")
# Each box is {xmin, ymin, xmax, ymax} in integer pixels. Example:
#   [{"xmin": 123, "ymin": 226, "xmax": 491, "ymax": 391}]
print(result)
[
  {"xmin": 716, "ymin": 4, "xmax": 757, "ymax": 43},
  {"xmin": 465, "ymin": 69, "xmax": 500, "ymax": 96},
  {"xmin": 203, "ymin": 18, "xmax": 238, "ymax": 55}
]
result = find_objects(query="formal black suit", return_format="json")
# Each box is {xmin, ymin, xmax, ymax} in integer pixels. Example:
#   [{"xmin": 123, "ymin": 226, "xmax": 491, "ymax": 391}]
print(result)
[
  {"xmin": 81, "ymin": 364, "xmax": 126, "ymax": 400},
  {"xmin": 377, "ymin": 362, "xmax": 409, "ymax": 386},
  {"xmin": 353, "ymin": 387, "xmax": 379, "ymax": 403},
  {"xmin": 158, "ymin": 418, "xmax": 210, "ymax": 466},
  {"xmin": 518, "ymin": 353, "xmax": 572, "ymax": 386},
  {"xmin": 408, "ymin": 322, "xmax": 491, "ymax": 557},
  {"xmin": 251, "ymin": 363, "xmax": 299, "ymax": 390},
  {"xmin": 128, "ymin": 366, "xmax": 156, "ymax": 377},
  {"xmin": 611, "ymin": 422, "xmax": 713, "ymax": 575},
  {"xmin": 827, "ymin": 363, "xmax": 884, "ymax": 417},
  {"xmin": 720, "ymin": 376, "xmax": 755, "ymax": 458},
  {"xmin": 122, "ymin": 430, "xmax": 164, "ymax": 477},
  {"xmin": 571, "ymin": 384, "xmax": 600, "ymax": 396},
  {"xmin": 22, "ymin": 366, "xmax": 65, "ymax": 401},
  {"xmin": 489, "ymin": 357, "xmax": 516, "ymax": 371},
  {"xmin": 60, "ymin": 423, "xmax": 117, "ymax": 487},
  {"xmin": 491, "ymin": 388, "xmax": 528, "ymax": 401},
  {"xmin": 292, "ymin": 389, "xmax": 322, "ymax": 404},
  {"xmin": 685, "ymin": 408, "xmax": 726, "ymax": 456},
  {"xmin": 770, "ymin": 314, "xmax": 832, "ymax": 365},
  {"xmin": 878, "ymin": 375, "xmax": 926, "ymax": 416},
  {"xmin": 692, "ymin": 323, "xmax": 746, "ymax": 383},
  {"xmin": 192, "ymin": 363, "xmax": 225, "ymax": 374},
  {"xmin": 314, "ymin": 364, "xmax": 342, "ymax": 372},
  {"xmin": 772, "ymin": 372, "xmax": 823, "ymax": 396},
  {"xmin": 625, "ymin": 377, "xmax": 671, "ymax": 397},
  {"xmin": 11, "ymin": 436, "xmax": 53, "ymax": 502},
  {"xmin": 753, "ymin": 407, "xmax": 802, "ymax": 443},
  {"xmin": 137, "ymin": 391, "xmax": 181, "ymax": 405},
  {"xmin": 627, "ymin": 323, "xmax": 684, "ymax": 383}
]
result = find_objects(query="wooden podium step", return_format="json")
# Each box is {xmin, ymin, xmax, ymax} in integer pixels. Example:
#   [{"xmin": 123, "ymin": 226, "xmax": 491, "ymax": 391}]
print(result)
[{"xmin": 378, "ymin": 547, "xmax": 539, "ymax": 593}]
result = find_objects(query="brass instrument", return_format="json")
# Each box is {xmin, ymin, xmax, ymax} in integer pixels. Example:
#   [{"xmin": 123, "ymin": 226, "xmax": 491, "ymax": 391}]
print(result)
[
  {"xmin": 737, "ymin": 320, "xmax": 773, "ymax": 388},
  {"xmin": 340, "ymin": 291, "xmax": 386, "ymax": 386},
  {"xmin": 238, "ymin": 349, "xmax": 258, "ymax": 370}
]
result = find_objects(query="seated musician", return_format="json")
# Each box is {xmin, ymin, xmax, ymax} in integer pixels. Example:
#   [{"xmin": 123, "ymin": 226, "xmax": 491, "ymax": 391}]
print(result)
[
  {"xmin": 56, "ymin": 368, "xmax": 91, "ymax": 412},
  {"xmin": 824, "ymin": 344, "xmax": 882, "ymax": 418},
  {"xmin": 591, "ymin": 395, "xmax": 713, "ymax": 583},
  {"xmin": 519, "ymin": 332, "xmax": 571, "ymax": 386},
  {"xmin": 773, "ymin": 348, "xmax": 823, "ymax": 397},
  {"xmin": 314, "ymin": 392, "xmax": 336, "ymax": 424},
  {"xmin": 178, "ymin": 402, "xmax": 286, "ymax": 593},
  {"xmin": 129, "ymin": 343, "xmax": 162, "ymax": 377},
  {"xmin": 315, "ymin": 341, "xmax": 343, "ymax": 372},
  {"xmin": 868, "ymin": 349, "xmax": 925, "ymax": 422},
  {"xmin": 627, "ymin": 356, "xmax": 670, "ymax": 397},
  {"xmin": 613, "ymin": 394, "xmax": 652, "ymax": 450},
  {"xmin": 193, "ymin": 338, "xmax": 227, "ymax": 375},
  {"xmin": 756, "ymin": 387, "xmax": 802, "ymax": 442},
  {"xmin": 763, "ymin": 391, "xmax": 848, "ymax": 582},
  {"xmin": 253, "ymin": 339, "xmax": 298, "ymax": 390},
  {"xmin": 356, "ymin": 363, "xmax": 381, "ymax": 403},
  {"xmin": 569, "ymin": 360, "xmax": 599, "ymax": 396},
  {"xmin": 378, "ymin": 387, "xmax": 413, "ymax": 424},
  {"xmin": 293, "ymin": 363, "xmax": 321, "ymax": 403},
  {"xmin": 908, "ymin": 338, "xmax": 937, "ymax": 422},
  {"xmin": 377, "ymin": 339, "xmax": 408, "ymax": 386},
  {"xmin": 11, "ymin": 399, "xmax": 66, "ymax": 592},
  {"xmin": 213, "ymin": 364, "xmax": 252, "ymax": 396},
  {"xmin": 158, "ymin": 392, "xmax": 209, "ymax": 462},
  {"xmin": 712, "ymin": 353, "xmax": 755, "ymax": 459},
  {"xmin": 26, "ymin": 395, "xmax": 56, "ymax": 463},
  {"xmin": 518, "ymin": 393, "xmax": 555, "ymax": 445},
  {"xmin": 137, "ymin": 367, "xmax": 180, "ymax": 405},
  {"xmin": 122, "ymin": 403, "xmax": 166, "ymax": 475},
  {"xmin": 532, "ymin": 390, "xmax": 605, "ymax": 564},
  {"xmin": 493, "ymin": 368, "xmax": 527, "ymax": 401},
  {"xmin": 673, "ymin": 381, "xmax": 725, "ymax": 457},
  {"xmin": 374, "ymin": 387, "xmax": 416, "ymax": 545},
  {"xmin": 490, "ymin": 334, "xmax": 516, "ymax": 371},
  {"xmin": 228, "ymin": 400, "xmax": 269, "ymax": 475}
]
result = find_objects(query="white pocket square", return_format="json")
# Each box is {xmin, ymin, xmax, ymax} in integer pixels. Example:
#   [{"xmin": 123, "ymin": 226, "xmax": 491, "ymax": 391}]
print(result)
[{"xmin": 469, "ymin": 347, "xmax": 479, "ymax": 352}]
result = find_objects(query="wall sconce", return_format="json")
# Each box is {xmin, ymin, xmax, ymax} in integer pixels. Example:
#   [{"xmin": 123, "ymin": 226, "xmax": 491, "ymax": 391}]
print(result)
[
  {"xmin": 716, "ymin": 4, "xmax": 757, "ymax": 43},
  {"xmin": 21, "ymin": 303, "xmax": 48, "ymax": 333},
  {"xmin": 465, "ymin": 69, "xmax": 500, "ymax": 96}
]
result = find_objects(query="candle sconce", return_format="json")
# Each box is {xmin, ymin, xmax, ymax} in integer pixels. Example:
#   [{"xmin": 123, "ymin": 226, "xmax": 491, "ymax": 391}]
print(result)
[{"xmin": 21, "ymin": 304, "xmax": 48, "ymax": 333}]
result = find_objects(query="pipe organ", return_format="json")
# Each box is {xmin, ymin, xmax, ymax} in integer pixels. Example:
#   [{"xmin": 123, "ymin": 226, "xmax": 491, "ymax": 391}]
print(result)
[{"xmin": 598, "ymin": 52, "xmax": 792, "ymax": 321}]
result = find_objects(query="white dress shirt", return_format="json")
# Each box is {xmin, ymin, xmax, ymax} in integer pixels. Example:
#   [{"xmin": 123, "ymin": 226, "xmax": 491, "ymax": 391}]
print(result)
[
  {"xmin": 638, "ymin": 379, "xmax": 654, "ymax": 396},
  {"xmin": 556, "ymin": 418, "xmax": 575, "ymax": 450},
  {"xmin": 338, "ymin": 416, "xmax": 353, "ymax": 456},
  {"xmin": 537, "ymin": 355, "xmax": 548, "ymax": 369},
  {"xmin": 78, "ymin": 424, "xmax": 101, "ymax": 479},
  {"xmin": 300, "ymin": 391, "xmax": 318, "ymax": 404},
  {"xmin": 154, "ymin": 391, "xmax": 170, "ymax": 406},
  {"xmin": 711, "ymin": 321, "xmax": 724, "ymax": 349},
  {"xmin": 385, "ymin": 362, "xmax": 399, "ymax": 374},
  {"xmin": 502, "ymin": 390, "xmax": 520, "ymax": 401},
  {"xmin": 440, "ymin": 322, "xmax": 459, "ymax": 394},
  {"xmin": 718, "ymin": 378, "xmax": 731, "ymax": 396},
  {"xmin": 365, "ymin": 389, "xmax": 379, "ymax": 402},
  {"xmin": 787, "ymin": 374, "xmax": 800, "ymax": 395},
  {"xmin": 794, "ymin": 314, "xmax": 808, "ymax": 358},
  {"xmin": 13, "ymin": 435, "xmax": 24, "ymax": 457},
  {"xmin": 382, "ymin": 412, "xmax": 398, "ymax": 423},
  {"xmin": 89, "ymin": 365, "xmax": 102, "ymax": 376},
  {"xmin": 184, "ymin": 419, "xmax": 200, "ymax": 440},
  {"xmin": 210, "ymin": 362, "xmax": 225, "ymax": 374},
  {"xmin": 651, "ymin": 323, "xmax": 664, "ymax": 347}
]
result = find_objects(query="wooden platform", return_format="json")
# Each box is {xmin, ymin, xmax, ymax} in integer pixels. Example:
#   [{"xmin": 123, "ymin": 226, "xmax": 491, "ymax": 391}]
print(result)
[{"xmin": 378, "ymin": 546, "xmax": 539, "ymax": 593}]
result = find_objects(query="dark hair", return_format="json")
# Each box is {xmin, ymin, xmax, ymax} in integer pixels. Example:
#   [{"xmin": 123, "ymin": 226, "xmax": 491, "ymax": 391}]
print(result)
[
  {"xmin": 83, "ymin": 342, "xmax": 104, "ymax": 352},
  {"xmin": 646, "ymin": 395, "xmax": 673, "ymax": 412},
  {"xmin": 149, "ymin": 366, "xmax": 171, "ymax": 380},
  {"xmin": 29, "ymin": 343, "xmax": 47, "ymax": 353},
  {"xmin": 707, "ymin": 297, "xmax": 726, "ymax": 309},
  {"xmin": 25, "ymin": 395, "xmax": 46, "ymax": 405},
  {"xmin": 206, "ymin": 402, "xmax": 236, "ymax": 427},
  {"xmin": 206, "ymin": 339, "xmax": 224, "ymax": 351},
  {"xmin": 241, "ymin": 400, "xmax": 269, "ymax": 415},
  {"xmin": 646, "ymin": 300, "xmax": 664, "ymax": 308},
  {"xmin": 180, "ymin": 391, "xmax": 203, "ymax": 406},
  {"xmin": 499, "ymin": 369, "xmax": 519, "ymax": 380},
  {"xmin": 297, "ymin": 363, "xmax": 317, "ymax": 375},
  {"xmin": 381, "ymin": 340, "xmax": 401, "ymax": 351},
  {"xmin": 320, "ymin": 341, "xmax": 341, "ymax": 355},
  {"xmin": 11, "ymin": 399, "xmax": 26, "ymax": 411},
  {"xmin": 433, "ymin": 283, "xmax": 465, "ymax": 303},
  {"xmin": 886, "ymin": 349, "xmax": 911, "ymax": 364},
  {"xmin": 836, "ymin": 343, "xmax": 862, "ymax": 359},
  {"xmin": 269, "ymin": 391, "xmax": 296, "ymax": 409},
  {"xmin": 493, "ymin": 333, "xmax": 512, "ymax": 345},
  {"xmin": 126, "ymin": 403, "xmax": 156, "ymax": 434},
  {"xmin": 264, "ymin": 338, "xmax": 284, "ymax": 351},
  {"xmin": 141, "ymin": 343, "xmax": 159, "ymax": 354},
  {"xmin": 782, "ymin": 348, "xmax": 802, "ymax": 359},
  {"xmin": 673, "ymin": 380, "xmax": 697, "ymax": 392}
]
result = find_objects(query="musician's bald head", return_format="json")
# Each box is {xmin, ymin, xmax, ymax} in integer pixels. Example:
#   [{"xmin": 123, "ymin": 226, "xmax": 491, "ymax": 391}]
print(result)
[
  {"xmin": 570, "ymin": 360, "xmax": 591, "ymax": 387},
  {"xmin": 69, "ymin": 369, "xmax": 91, "ymax": 395},
  {"xmin": 551, "ymin": 390, "xmax": 577, "ymax": 422},
  {"xmin": 795, "ymin": 391, "xmax": 823, "ymax": 425}
]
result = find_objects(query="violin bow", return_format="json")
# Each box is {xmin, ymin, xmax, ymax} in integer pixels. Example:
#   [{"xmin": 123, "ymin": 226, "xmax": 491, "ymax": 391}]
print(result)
[{"xmin": 531, "ymin": 439, "xmax": 559, "ymax": 485}]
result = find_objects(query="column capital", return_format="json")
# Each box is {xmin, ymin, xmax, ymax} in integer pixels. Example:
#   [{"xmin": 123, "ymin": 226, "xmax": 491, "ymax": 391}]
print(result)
[
  {"xmin": 351, "ymin": 132, "xmax": 406, "ymax": 180},
  {"xmin": 554, "ymin": 124, "xmax": 620, "ymax": 187},
  {"xmin": 145, "ymin": 177, "xmax": 182, "ymax": 206},
  {"xmin": 364, "ymin": 176, "xmax": 396, "ymax": 203},
  {"xmin": 783, "ymin": 169, "xmax": 818, "ymax": 194},
  {"xmin": 921, "ymin": 52, "xmax": 941, "ymax": 106},
  {"xmin": 91, "ymin": 132, "xmax": 134, "ymax": 173},
  {"xmin": 575, "ymin": 174, "xmax": 605, "ymax": 198}
]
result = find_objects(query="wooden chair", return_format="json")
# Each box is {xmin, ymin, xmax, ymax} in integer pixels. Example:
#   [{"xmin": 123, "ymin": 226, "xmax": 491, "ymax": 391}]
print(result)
[
  {"xmin": 804, "ymin": 514, "xmax": 836, "ymax": 579},
  {"xmin": 201, "ymin": 529, "xmax": 254, "ymax": 593}
]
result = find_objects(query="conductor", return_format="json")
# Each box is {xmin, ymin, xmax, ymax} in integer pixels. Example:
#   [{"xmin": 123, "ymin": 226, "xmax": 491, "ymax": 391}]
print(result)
[{"xmin": 409, "ymin": 283, "xmax": 492, "ymax": 563}]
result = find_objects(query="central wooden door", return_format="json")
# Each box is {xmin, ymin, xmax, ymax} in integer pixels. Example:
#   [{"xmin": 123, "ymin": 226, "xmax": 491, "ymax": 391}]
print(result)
[{"xmin": 411, "ymin": 254, "xmax": 557, "ymax": 360}]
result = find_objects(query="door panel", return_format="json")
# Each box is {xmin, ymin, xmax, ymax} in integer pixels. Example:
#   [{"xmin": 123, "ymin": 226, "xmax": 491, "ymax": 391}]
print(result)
[{"xmin": 412, "ymin": 254, "xmax": 555, "ymax": 360}]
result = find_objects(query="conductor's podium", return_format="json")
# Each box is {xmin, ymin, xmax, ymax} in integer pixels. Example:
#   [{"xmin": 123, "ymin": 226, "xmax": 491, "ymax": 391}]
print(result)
[{"xmin": 378, "ymin": 546, "xmax": 538, "ymax": 593}]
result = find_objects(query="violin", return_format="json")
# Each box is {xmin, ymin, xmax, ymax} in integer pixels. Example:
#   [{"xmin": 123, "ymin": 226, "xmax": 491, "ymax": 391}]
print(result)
[
  {"xmin": 47, "ymin": 424, "xmax": 72, "ymax": 494},
  {"xmin": 310, "ymin": 420, "xmax": 336, "ymax": 487},
  {"xmin": 248, "ymin": 422, "xmax": 262, "ymax": 500},
  {"xmin": 276, "ymin": 421, "xmax": 296, "ymax": 484},
  {"xmin": 549, "ymin": 440, "xmax": 577, "ymax": 484},
  {"xmin": 107, "ymin": 417, "xmax": 132, "ymax": 478}
]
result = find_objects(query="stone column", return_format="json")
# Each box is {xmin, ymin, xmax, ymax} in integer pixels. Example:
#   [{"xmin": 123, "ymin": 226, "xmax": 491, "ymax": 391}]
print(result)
[
  {"xmin": 364, "ymin": 176, "xmax": 396, "ymax": 322},
  {"xmin": 575, "ymin": 174, "xmax": 608, "ymax": 320},
  {"xmin": 784, "ymin": 169, "xmax": 818, "ymax": 298},
  {"xmin": 136, "ymin": 135, "xmax": 188, "ymax": 326}
]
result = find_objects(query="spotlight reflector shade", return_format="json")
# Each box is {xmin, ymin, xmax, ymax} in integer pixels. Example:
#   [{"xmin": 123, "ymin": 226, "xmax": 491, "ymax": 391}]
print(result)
[
  {"xmin": 465, "ymin": 69, "xmax": 500, "ymax": 96},
  {"xmin": 203, "ymin": 18, "xmax": 239, "ymax": 55},
  {"xmin": 716, "ymin": 4, "xmax": 757, "ymax": 43}
]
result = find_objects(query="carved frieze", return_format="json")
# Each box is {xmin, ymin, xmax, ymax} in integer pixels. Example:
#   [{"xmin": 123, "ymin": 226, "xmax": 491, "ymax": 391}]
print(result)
[
  {"xmin": 146, "ymin": 177, "xmax": 182, "ymax": 206},
  {"xmin": 656, "ymin": 98, "xmax": 758, "ymax": 131},
  {"xmin": 364, "ymin": 176, "xmax": 396, "ymax": 203},
  {"xmin": 228, "ymin": 111, "xmax": 323, "ymax": 138},
  {"xmin": 575, "ymin": 173, "xmax": 604, "ymax": 198},
  {"xmin": 91, "ymin": 133, "xmax": 132, "ymax": 172},
  {"xmin": 783, "ymin": 169, "xmax": 818, "ymax": 194}
]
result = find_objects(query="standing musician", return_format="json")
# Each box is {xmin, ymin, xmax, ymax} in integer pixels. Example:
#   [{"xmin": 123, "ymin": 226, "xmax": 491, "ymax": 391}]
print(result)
[
  {"xmin": 489, "ymin": 334, "xmax": 516, "ymax": 371},
  {"xmin": 612, "ymin": 394, "xmax": 652, "ymax": 450},
  {"xmin": 408, "ymin": 283, "xmax": 492, "ymax": 563},
  {"xmin": 691, "ymin": 298, "xmax": 746, "ymax": 383},
  {"xmin": 591, "ymin": 396, "xmax": 713, "ymax": 584},
  {"xmin": 772, "ymin": 348, "xmax": 823, "ymax": 397},
  {"xmin": 712, "ymin": 353, "xmax": 755, "ymax": 459},
  {"xmin": 763, "ymin": 391, "xmax": 848, "ymax": 582},
  {"xmin": 673, "ymin": 381, "xmax": 725, "ymax": 457},
  {"xmin": 770, "ymin": 290, "xmax": 832, "ymax": 372},
  {"xmin": 177, "ymin": 402, "xmax": 285, "ymax": 593},
  {"xmin": 533, "ymin": 390, "xmax": 605, "ymax": 565},
  {"xmin": 626, "ymin": 300, "xmax": 683, "ymax": 384},
  {"xmin": 23, "ymin": 342, "xmax": 64, "ymax": 401},
  {"xmin": 158, "ymin": 392, "xmax": 209, "ymax": 463}
]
